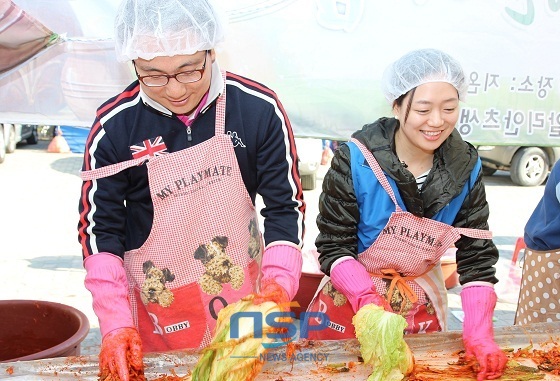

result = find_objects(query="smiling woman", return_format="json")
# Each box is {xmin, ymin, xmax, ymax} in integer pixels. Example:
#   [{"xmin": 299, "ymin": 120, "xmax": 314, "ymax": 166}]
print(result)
[
  {"xmin": 393, "ymin": 81, "xmax": 460, "ymax": 178},
  {"xmin": 309, "ymin": 48, "xmax": 507, "ymax": 381}
]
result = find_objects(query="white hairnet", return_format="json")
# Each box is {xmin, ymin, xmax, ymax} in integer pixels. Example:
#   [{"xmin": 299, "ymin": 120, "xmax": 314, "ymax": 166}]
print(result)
[
  {"xmin": 381, "ymin": 48, "xmax": 467, "ymax": 103},
  {"xmin": 114, "ymin": 0, "xmax": 226, "ymax": 62}
]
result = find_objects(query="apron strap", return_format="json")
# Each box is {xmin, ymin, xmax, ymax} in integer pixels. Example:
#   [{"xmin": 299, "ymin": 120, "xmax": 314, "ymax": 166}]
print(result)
[
  {"xmin": 377, "ymin": 264, "xmax": 436, "ymax": 311},
  {"xmin": 80, "ymin": 157, "xmax": 146, "ymax": 181},
  {"xmin": 350, "ymin": 138, "xmax": 493, "ymax": 242},
  {"xmin": 350, "ymin": 138, "xmax": 401, "ymax": 210},
  {"xmin": 381, "ymin": 269, "xmax": 418, "ymax": 309},
  {"xmin": 455, "ymin": 226, "xmax": 492, "ymax": 240}
]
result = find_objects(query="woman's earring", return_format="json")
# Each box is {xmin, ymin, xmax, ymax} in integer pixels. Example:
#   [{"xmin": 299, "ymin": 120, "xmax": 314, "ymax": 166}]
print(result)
[{"xmin": 395, "ymin": 115, "xmax": 399, "ymax": 120}]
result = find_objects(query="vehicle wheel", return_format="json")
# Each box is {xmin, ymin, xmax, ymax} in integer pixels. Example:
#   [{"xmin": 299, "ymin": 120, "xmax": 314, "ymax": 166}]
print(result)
[
  {"xmin": 301, "ymin": 172, "xmax": 317, "ymax": 191},
  {"xmin": 27, "ymin": 126, "xmax": 39, "ymax": 144},
  {"xmin": 6, "ymin": 124, "xmax": 16, "ymax": 153},
  {"xmin": 0, "ymin": 127, "xmax": 6, "ymax": 164},
  {"xmin": 510, "ymin": 147, "xmax": 548, "ymax": 186},
  {"xmin": 482, "ymin": 166, "xmax": 497, "ymax": 176}
]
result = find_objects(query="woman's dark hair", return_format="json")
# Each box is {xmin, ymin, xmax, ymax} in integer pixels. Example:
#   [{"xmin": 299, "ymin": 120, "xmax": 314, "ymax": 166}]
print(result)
[{"xmin": 393, "ymin": 87, "xmax": 416, "ymax": 125}]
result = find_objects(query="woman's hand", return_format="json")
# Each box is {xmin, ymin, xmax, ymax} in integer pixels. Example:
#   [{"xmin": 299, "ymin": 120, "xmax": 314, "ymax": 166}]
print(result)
[{"xmin": 461, "ymin": 285, "xmax": 507, "ymax": 380}]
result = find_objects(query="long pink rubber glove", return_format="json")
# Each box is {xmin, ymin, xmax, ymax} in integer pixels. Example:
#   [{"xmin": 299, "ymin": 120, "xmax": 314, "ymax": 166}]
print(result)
[
  {"xmin": 330, "ymin": 257, "xmax": 391, "ymax": 313},
  {"xmin": 255, "ymin": 245, "xmax": 302, "ymax": 308},
  {"xmin": 84, "ymin": 253, "xmax": 143, "ymax": 380},
  {"xmin": 461, "ymin": 285, "xmax": 508, "ymax": 380}
]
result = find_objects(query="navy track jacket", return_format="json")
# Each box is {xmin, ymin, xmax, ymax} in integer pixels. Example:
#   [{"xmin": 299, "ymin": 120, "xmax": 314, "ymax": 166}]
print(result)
[{"xmin": 78, "ymin": 62, "xmax": 306, "ymax": 259}]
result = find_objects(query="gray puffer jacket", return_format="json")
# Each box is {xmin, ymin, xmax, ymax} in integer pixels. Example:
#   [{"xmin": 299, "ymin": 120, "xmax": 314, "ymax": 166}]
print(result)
[{"xmin": 316, "ymin": 117, "xmax": 499, "ymax": 286}]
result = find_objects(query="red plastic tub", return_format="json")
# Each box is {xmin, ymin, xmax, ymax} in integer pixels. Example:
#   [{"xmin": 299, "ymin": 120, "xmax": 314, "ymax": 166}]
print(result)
[
  {"xmin": 293, "ymin": 273, "xmax": 323, "ymax": 318},
  {"xmin": 0, "ymin": 300, "xmax": 90, "ymax": 362},
  {"xmin": 292, "ymin": 250, "xmax": 324, "ymax": 318}
]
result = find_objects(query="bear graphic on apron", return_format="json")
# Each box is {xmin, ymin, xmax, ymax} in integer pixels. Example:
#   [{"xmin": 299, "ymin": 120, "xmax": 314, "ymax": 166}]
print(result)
[
  {"xmin": 81, "ymin": 72, "xmax": 262, "ymax": 351},
  {"xmin": 307, "ymin": 138, "xmax": 492, "ymax": 340}
]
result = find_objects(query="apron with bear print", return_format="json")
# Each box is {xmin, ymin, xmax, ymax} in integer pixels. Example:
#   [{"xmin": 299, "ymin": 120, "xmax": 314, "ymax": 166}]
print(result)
[
  {"xmin": 306, "ymin": 138, "xmax": 492, "ymax": 340},
  {"xmin": 80, "ymin": 72, "xmax": 262, "ymax": 352}
]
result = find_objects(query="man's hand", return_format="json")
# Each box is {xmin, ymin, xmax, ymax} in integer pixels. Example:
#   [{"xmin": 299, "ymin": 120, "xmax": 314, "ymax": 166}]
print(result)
[
  {"xmin": 253, "ymin": 279, "xmax": 290, "ymax": 309},
  {"xmin": 98, "ymin": 327, "xmax": 144, "ymax": 381}
]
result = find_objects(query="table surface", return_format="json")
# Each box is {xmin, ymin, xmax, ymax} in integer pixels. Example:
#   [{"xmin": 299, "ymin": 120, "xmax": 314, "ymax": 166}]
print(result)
[{"xmin": 1, "ymin": 322, "xmax": 559, "ymax": 380}]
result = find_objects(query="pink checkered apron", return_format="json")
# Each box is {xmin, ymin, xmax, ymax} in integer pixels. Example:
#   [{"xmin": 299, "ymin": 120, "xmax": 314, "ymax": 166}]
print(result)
[
  {"xmin": 307, "ymin": 138, "xmax": 492, "ymax": 339},
  {"xmin": 81, "ymin": 72, "xmax": 262, "ymax": 351}
]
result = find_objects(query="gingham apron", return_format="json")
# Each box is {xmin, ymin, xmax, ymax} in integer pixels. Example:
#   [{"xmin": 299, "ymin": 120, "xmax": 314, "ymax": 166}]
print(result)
[
  {"xmin": 81, "ymin": 72, "xmax": 262, "ymax": 351},
  {"xmin": 307, "ymin": 138, "xmax": 492, "ymax": 339},
  {"xmin": 515, "ymin": 248, "xmax": 560, "ymax": 325}
]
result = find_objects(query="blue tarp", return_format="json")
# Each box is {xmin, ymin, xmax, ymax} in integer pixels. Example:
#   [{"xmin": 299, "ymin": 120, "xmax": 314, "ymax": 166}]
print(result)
[{"xmin": 59, "ymin": 125, "xmax": 88, "ymax": 154}]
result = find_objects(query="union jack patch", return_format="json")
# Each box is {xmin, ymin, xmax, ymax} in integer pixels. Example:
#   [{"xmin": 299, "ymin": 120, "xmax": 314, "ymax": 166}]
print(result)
[{"xmin": 130, "ymin": 136, "xmax": 168, "ymax": 162}]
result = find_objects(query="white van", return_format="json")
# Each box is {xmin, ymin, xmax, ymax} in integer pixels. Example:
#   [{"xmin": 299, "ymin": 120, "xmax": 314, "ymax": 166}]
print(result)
[{"xmin": 0, "ymin": 124, "xmax": 39, "ymax": 164}]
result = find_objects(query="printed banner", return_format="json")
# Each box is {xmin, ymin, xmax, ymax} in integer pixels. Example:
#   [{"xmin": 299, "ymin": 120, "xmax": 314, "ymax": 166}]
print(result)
[{"xmin": 0, "ymin": 0, "xmax": 558, "ymax": 145}]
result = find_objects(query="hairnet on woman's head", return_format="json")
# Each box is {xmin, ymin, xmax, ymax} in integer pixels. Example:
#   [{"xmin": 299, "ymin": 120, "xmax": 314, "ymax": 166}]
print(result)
[
  {"xmin": 381, "ymin": 48, "xmax": 467, "ymax": 103},
  {"xmin": 114, "ymin": 0, "xmax": 226, "ymax": 62}
]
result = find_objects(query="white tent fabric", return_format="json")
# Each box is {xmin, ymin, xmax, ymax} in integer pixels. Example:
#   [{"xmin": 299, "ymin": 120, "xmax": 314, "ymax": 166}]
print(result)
[
  {"xmin": 0, "ymin": 0, "xmax": 56, "ymax": 77},
  {"xmin": 0, "ymin": 0, "xmax": 558, "ymax": 143},
  {"xmin": 0, "ymin": 0, "xmax": 132, "ymax": 127}
]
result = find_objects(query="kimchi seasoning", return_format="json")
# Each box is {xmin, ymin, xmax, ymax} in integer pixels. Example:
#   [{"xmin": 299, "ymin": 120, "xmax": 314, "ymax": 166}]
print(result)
[
  {"xmin": 513, "ymin": 340, "xmax": 560, "ymax": 375},
  {"xmin": 150, "ymin": 369, "xmax": 188, "ymax": 381}
]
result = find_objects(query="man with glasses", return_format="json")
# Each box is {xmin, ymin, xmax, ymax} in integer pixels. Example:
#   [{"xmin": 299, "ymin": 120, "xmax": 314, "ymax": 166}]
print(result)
[{"xmin": 77, "ymin": 0, "xmax": 305, "ymax": 378}]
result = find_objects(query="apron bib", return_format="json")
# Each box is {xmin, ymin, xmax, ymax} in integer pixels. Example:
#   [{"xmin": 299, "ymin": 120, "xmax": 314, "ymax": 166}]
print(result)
[
  {"xmin": 81, "ymin": 72, "xmax": 263, "ymax": 352},
  {"xmin": 307, "ymin": 138, "xmax": 492, "ymax": 340},
  {"xmin": 515, "ymin": 248, "xmax": 560, "ymax": 325}
]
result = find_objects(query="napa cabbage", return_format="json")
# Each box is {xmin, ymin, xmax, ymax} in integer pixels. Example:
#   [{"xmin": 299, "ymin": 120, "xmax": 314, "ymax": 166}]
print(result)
[
  {"xmin": 352, "ymin": 304, "xmax": 415, "ymax": 381},
  {"xmin": 190, "ymin": 295, "xmax": 283, "ymax": 381}
]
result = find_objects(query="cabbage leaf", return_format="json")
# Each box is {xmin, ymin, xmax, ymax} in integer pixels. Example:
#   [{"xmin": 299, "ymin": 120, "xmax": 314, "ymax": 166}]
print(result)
[
  {"xmin": 352, "ymin": 304, "xmax": 415, "ymax": 381},
  {"xmin": 191, "ymin": 295, "xmax": 282, "ymax": 381}
]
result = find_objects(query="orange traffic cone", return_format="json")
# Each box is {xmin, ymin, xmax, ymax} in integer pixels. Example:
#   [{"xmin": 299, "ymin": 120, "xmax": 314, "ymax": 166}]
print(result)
[{"xmin": 48, "ymin": 127, "xmax": 71, "ymax": 153}]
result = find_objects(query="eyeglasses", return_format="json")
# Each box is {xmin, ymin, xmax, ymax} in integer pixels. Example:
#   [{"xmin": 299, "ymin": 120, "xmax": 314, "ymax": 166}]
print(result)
[{"xmin": 134, "ymin": 51, "xmax": 208, "ymax": 87}]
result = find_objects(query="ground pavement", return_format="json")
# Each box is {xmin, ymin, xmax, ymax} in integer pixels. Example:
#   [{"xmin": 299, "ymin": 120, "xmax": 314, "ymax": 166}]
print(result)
[{"xmin": 0, "ymin": 139, "xmax": 545, "ymax": 357}]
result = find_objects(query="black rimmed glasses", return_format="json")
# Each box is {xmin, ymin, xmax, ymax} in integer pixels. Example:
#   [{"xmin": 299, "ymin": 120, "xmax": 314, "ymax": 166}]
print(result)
[{"xmin": 134, "ymin": 51, "xmax": 209, "ymax": 87}]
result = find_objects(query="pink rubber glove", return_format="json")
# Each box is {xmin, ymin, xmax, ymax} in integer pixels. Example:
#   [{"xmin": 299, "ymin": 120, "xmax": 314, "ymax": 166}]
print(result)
[
  {"xmin": 461, "ymin": 285, "xmax": 508, "ymax": 380},
  {"xmin": 83, "ymin": 252, "xmax": 135, "ymax": 337},
  {"xmin": 330, "ymin": 258, "xmax": 391, "ymax": 313},
  {"xmin": 259, "ymin": 244, "xmax": 303, "ymax": 303},
  {"xmin": 98, "ymin": 327, "xmax": 144, "ymax": 381}
]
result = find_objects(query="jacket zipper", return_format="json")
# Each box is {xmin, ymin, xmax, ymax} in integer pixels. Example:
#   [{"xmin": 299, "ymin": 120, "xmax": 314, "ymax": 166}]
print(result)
[{"xmin": 187, "ymin": 126, "xmax": 192, "ymax": 142}]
